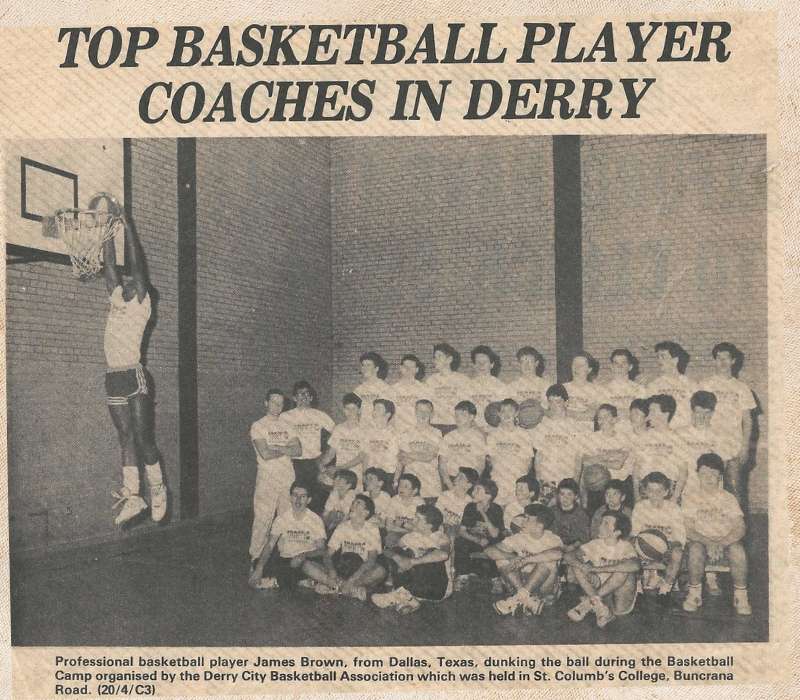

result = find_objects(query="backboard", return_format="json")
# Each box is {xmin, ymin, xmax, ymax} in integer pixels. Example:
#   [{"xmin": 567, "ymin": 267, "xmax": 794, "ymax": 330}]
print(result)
[{"xmin": 4, "ymin": 138, "xmax": 127, "ymax": 265}]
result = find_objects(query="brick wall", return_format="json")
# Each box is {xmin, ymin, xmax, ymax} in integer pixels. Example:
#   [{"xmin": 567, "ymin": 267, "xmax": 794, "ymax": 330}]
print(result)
[
  {"xmin": 195, "ymin": 138, "xmax": 332, "ymax": 516},
  {"xmin": 329, "ymin": 136, "xmax": 556, "ymax": 419},
  {"xmin": 6, "ymin": 139, "xmax": 180, "ymax": 550},
  {"xmin": 581, "ymin": 135, "xmax": 769, "ymax": 511}
]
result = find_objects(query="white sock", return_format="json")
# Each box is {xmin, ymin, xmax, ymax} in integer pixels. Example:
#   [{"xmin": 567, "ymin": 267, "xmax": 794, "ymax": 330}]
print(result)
[
  {"xmin": 122, "ymin": 466, "xmax": 140, "ymax": 495},
  {"xmin": 145, "ymin": 461, "xmax": 163, "ymax": 486}
]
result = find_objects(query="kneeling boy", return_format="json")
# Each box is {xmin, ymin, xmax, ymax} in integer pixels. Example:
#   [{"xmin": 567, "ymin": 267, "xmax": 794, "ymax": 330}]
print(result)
[
  {"xmin": 303, "ymin": 494, "xmax": 386, "ymax": 600},
  {"xmin": 372, "ymin": 504, "xmax": 451, "ymax": 614},
  {"xmin": 486, "ymin": 504, "xmax": 563, "ymax": 616},
  {"xmin": 565, "ymin": 511, "xmax": 639, "ymax": 628}
]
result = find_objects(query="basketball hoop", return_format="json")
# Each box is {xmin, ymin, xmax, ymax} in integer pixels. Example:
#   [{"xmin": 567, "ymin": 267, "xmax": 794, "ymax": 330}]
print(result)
[{"xmin": 54, "ymin": 192, "xmax": 123, "ymax": 279}]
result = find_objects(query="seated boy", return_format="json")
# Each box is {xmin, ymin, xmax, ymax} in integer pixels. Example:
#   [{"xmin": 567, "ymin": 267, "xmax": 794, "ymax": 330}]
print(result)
[
  {"xmin": 303, "ymin": 494, "xmax": 386, "ymax": 600},
  {"xmin": 435, "ymin": 467, "xmax": 480, "ymax": 536},
  {"xmin": 504, "ymin": 475, "xmax": 541, "ymax": 535},
  {"xmin": 551, "ymin": 478, "xmax": 590, "ymax": 553},
  {"xmin": 384, "ymin": 473, "xmax": 424, "ymax": 547},
  {"xmin": 372, "ymin": 504, "xmax": 451, "ymax": 614},
  {"xmin": 681, "ymin": 453, "xmax": 751, "ymax": 615},
  {"xmin": 323, "ymin": 469, "xmax": 358, "ymax": 534},
  {"xmin": 248, "ymin": 482, "xmax": 326, "ymax": 590},
  {"xmin": 454, "ymin": 479, "xmax": 504, "ymax": 587},
  {"xmin": 565, "ymin": 511, "xmax": 639, "ymax": 628},
  {"xmin": 485, "ymin": 504, "xmax": 564, "ymax": 616},
  {"xmin": 363, "ymin": 467, "xmax": 392, "ymax": 528},
  {"xmin": 631, "ymin": 471, "xmax": 686, "ymax": 595},
  {"xmin": 589, "ymin": 479, "xmax": 633, "ymax": 540}
]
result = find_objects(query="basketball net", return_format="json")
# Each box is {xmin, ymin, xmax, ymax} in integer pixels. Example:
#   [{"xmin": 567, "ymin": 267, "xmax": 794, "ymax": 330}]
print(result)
[{"xmin": 55, "ymin": 195, "xmax": 123, "ymax": 279}]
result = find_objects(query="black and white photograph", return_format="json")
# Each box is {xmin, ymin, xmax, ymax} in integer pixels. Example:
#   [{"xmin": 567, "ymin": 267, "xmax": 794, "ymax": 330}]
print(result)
[{"xmin": 5, "ymin": 134, "xmax": 769, "ymax": 649}]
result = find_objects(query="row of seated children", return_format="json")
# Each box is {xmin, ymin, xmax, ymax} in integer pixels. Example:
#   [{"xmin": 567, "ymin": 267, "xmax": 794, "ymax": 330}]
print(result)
[{"xmin": 248, "ymin": 452, "xmax": 751, "ymax": 622}]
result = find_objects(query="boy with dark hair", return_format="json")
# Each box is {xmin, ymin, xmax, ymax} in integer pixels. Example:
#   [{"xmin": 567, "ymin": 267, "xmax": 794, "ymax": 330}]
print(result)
[
  {"xmin": 435, "ymin": 466, "xmax": 480, "ymax": 532},
  {"xmin": 631, "ymin": 471, "xmax": 686, "ymax": 595},
  {"xmin": 354, "ymin": 352, "xmax": 393, "ymax": 429},
  {"xmin": 601, "ymin": 349, "xmax": 645, "ymax": 422},
  {"xmin": 486, "ymin": 398, "xmax": 535, "ymax": 505},
  {"xmin": 565, "ymin": 511, "xmax": 639, "ymax": 627},
  {"xmin": 283, "ymin": 380, "xmax": 335, "ymax": 512},
  {"xmin": 372, "ymin": 504, "xmax": 451, "ymax": 613},
  {"xmin": 681, "ymin": 453, "xmax": 751, "ymax": 615},
  {"xmin": 363, "ymin": 467, "xmax": 392, "ymax": 527},
  {"xmin": 551, "ymin": 478, "xmax": 590, "ymax": 552},
  {"xmin": 392, "ymin": 354, "xmax": 432, "ymax": 431},
  {"xmin": 589, "ymin": 479, "xmax": 633, "ymax": 539},
  {"xmin": 320, "ymin": 393, "xmax": 366, "ymax": 490},
  {"xmin": 564, "ymin": 352, "xmax": 603, "ymax": 426},
  {"xmin": 508, "ymin": 346, "xmax": 549, "ymax": 405},
  {"xmin": 438, "ymin": 400, "xmax": 486, "ymax": 490},
  {"xmin": 426, "ymin": 343, "xmax": 471, "ymax": 432},
  {"xmin": 529, "ymin": 384, "xmax": 585, "ymax": 505},
  {"xmin": 486, "ymin": 503, "xmax": 564, "ymax": 616},
  {"xmin": 249, "ymin": 388, "xmax": 302, "ymax": 567},
  {"xmin": 647, "ymin": 341, "xmax": 696, "ymax": 428},
  {"xmin": 454, "ymin": 479, "xmax": 504, "ymax": 588},
  {"xmin": 323, "ymin": 469, "xmax": 358, "ymax": 533},
  {"xmin": 248, "ymin": 482, "xmax": 326, "ymax": 590},
  {"xmin": 397, "ymin": 399, "xmax": 443, "ymax": 500},
  {"xmin": 630, "ymin": 394, "xmax": 688, "ymax": 501},
  {"xmin": 504, "ymin": 475, "xmax": 541, "ymax": 534},
  {"xmin": 363, "ymin": 399, "xmax": 400, "ymax": 487},
  {"xmin": 303, "ymin": 494, "xmax": 386, "ymax": 600},
  {"xmin": 469, "ymin": 345, "xmax": 506, "ymax": 431},
  {"xmin": 384, "ymin": 473, "xmax": 425, "ymax": 546},
  {"xmin": 702, "ymin": 342, "xmax": 757, "ymax": 508},
  {"xmin": 578, "ymin": 403, "xmax": 631, "ymax": 514}
]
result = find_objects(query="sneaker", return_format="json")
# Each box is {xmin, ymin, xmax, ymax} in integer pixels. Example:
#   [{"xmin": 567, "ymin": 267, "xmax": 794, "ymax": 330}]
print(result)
[
  {"xmin": 371, "ymin": 587, "xmax": 411, "ymax": 609},
  {"xmin": 255, "ymin": 577, "xmax": 279, "ymax": 590},
  {"xmin": 592, "ymin": 598, "xmax": 615, "ymax": 628},
  {"xmin": 521, "ymin": 594, "xmax": 544, "ymax": 617},
  {"xmin": 568, "ymin": 596, "xmax": 594, "ymax": 622},
  {"xmin": 112, "ymin": 489, "xmax": 148, "ymax": 525},
  {"xmin": 683, "ymin": 586, "xmax": 703, "ymax": 612},
  {"xmin": 316, "ymin": 584, "xmax": 339, "ymax": 595},
  {"xmin": 350, "ymin": 586, "xmax": 367, "ymax": 602},
  {"xmin": 397, "ymin": 596, "xmax": 422, "ymax": 615},
  {"xmin": 706, "ymin": 572, "xmax": 722, "ymax": 596},
  {"xmin": 149, "ymin": 483, "xmax": 168, "ymax": 522},
  {"xmin": 298, "ymin": 579, "xmax": 318, "ymax": 590},
  {"xmin": 733, "ymin": 589, "xmax": 752, "ymax": 616},
  {"xmin": 493, "ymin": 593, "xmax": 522, "ymax": 616}
]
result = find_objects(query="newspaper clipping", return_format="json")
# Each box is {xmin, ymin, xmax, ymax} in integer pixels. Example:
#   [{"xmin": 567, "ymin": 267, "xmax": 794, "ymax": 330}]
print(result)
[{"xmin": 0, "ymin": 2, "xmax": 795, "ymax": 699}]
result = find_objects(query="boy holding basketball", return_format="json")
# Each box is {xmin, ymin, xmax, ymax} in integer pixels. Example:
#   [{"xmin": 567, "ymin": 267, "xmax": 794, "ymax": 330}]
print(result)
[
  {"xmin": 100, "ymin": 198, "xmax": 166, "ymax": 526},
  {"xmin": 578, "ymin": 404, "xmax": 631, "ymax": 514},
  {"xmin": 631, "ymin": 471, "xmax": 686, "ymax": 595},
  {"xmin": 565, "ymin": 511, "xmax": 639, "ymax": 628},
  {"xmin": 681, "ymin": 453, "xmax": 751, "ymax": 615},
  {"xmin": 486, "ymin": 504, "xmax": 564, "ymax": 616}
]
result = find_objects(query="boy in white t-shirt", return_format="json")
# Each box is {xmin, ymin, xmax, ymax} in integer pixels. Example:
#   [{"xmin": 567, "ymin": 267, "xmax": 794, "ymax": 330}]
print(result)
[
  {"xmin": 486, "ymin": 503, "xmax": 564, "ymax": 616},
  {"xmin": 248, "ymin": 482, "xmax": 326, "ymax": 590},
  {"xmin": 248, "ymin": 389, "xmax": 302, "ymax": 566},
  {"xmin": 363, "ymin": 467, "xmax": 392, "ymax": 528},
  {"xmin": 578, "ymin": 403, "xmax": 631, "ymax": 514},
  {"xmin": 363, "ymin": 399, "xmax": 400, "ymax": 484},
  {"xmin": 486, "ymin": 399, "xmax": 535, "ymax": 505},
  {"xmin": 384, "ymin": 474, "xmax": 425, "ymax": 547},
  {"xmin": 354, "ymin": 351, "xmax": 393, "ymax": 429},
  {"xmin": 426, "ymin": 343, "xmax": 471, "ymax": 431},
  {"xmin": 319, "ymin": 393, "xmax": 366, "ymax": 490},
  {"xmin": 303, "ymin": 494, "xmax": 386, "ymax": 600},
  {"xmin": 601, "ymin": 349, "xmax": 646, "ymax": 420},
  {"xmin": 469, "ymin": 345, "xmax": 507, "ymax": 431},
  {"xmin": 438, "ymin": 401, "xmax": 487, "ymax": 490},
  {"xmin": 631, "ymin": 471, "xmax": 686, "ymax": 595},
  {"xmin": 435, "ymin": 467, "xmax": 480, "ymax": 534},
  {"xmin": 646, "ymin": 341, "xmax": 696, "ymax": 429},
  {"xmin": 323, "ymin": 469, "xmax": 358, "ymax": 534},
  {"xmin": 563, "ymin": 352, "xmax": 603, "ymax": 426},
  {"xmin": 391, "ymin": 354, "xmax": 432, "ymax": 432},
  {"xmin": 701, "ymin": 342, "xmax": 757, "ymax": 508},
  {"xmin": 398, "ymin": 399, "xmax": 443, "ymax": 499},
  {"xmin": 681, "ymin": 453, "xmax": 751, "ymax": 615},
  {"xmin": 565, "ymin": 511, "xmax": 639, "ymax": 627},
  {"xmin": 507, "ymin": 346, "xmax": 550, "ymax": 405},
  {"xmin": 504, "ymin": 475, "xmax": 541, "ymax": 535}
]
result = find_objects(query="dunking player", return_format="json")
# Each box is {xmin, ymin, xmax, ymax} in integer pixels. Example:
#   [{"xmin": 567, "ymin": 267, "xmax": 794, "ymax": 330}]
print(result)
[{"xmin": 100, "ymin": 195, "xmax": 167, "ymax": 526}]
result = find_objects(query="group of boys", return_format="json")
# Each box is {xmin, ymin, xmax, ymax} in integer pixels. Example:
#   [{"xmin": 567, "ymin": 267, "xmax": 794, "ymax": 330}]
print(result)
[{"xmin": 247, "ymin": 340, "xmax": 757, "ymax": 624}]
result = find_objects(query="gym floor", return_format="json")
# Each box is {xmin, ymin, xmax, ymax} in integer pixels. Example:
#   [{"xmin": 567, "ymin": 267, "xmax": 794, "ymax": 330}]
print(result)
[{"xmin": 10, "ymin": 512, "xmax": 769, "ymax": 647}]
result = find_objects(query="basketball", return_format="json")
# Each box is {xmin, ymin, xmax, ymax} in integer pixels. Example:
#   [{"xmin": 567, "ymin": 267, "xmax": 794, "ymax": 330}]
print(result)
[
  {"xmin": 634, "ymin": 529, "xmax": 670, "ymax": 561},
  {"xmin": 517, "ymin": 399, "xmax": 545, "ymax": 429},
  {"xmin": 484, "ymin": 401, "xmax": 502, "ymax": 427},
  {"xmin": 583, "ymin": 463, "xmax": 611, "ymax": 491}
]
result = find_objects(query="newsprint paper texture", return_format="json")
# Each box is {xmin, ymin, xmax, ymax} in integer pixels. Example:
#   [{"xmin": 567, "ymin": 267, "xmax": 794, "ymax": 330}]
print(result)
[{"xmin": 0, "ymin": 1, "xmax": 797, "ymax": 700}]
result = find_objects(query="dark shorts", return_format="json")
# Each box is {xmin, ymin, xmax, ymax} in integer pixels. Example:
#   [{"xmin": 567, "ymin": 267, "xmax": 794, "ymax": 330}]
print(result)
[
  {"xmin": 264, "ymin": 548, "xmax": 317, "ymax": 590},
  {"xmin": 383, "ymin": 547, "xmax": 449, "ymax": 601},
  {"xmin": 333, "ymin": 551, "xmax": 365, "ymax": 579},
  {"xmin": 106, "ymin": 365, "xmax": 149, "ymax": 406}
]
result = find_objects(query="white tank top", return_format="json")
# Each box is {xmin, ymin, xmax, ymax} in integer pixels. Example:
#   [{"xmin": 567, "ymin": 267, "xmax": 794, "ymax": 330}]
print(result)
[{"xmin": 104, "ymin": 286, "xmax": 151, "ymax": 369}]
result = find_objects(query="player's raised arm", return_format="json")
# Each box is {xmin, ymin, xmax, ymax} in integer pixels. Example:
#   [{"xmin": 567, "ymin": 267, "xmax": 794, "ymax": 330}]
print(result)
[
  {"xmin": 102, "ymin": 231, "xmax": 122, "ymax": 295},
  {"xmin": 122, "ymin": 215, "xmax": 150, "ymax": 301}
]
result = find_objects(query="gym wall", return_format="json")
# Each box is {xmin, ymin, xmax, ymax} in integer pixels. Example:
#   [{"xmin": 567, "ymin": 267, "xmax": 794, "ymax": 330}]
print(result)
[
  {"xmin": 580, "ymin": 135, "xmax": 768, "ymax": 511},
  {"xmin": 330, "ymin": 136, "xmax": 558, "ymax": 411}
]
